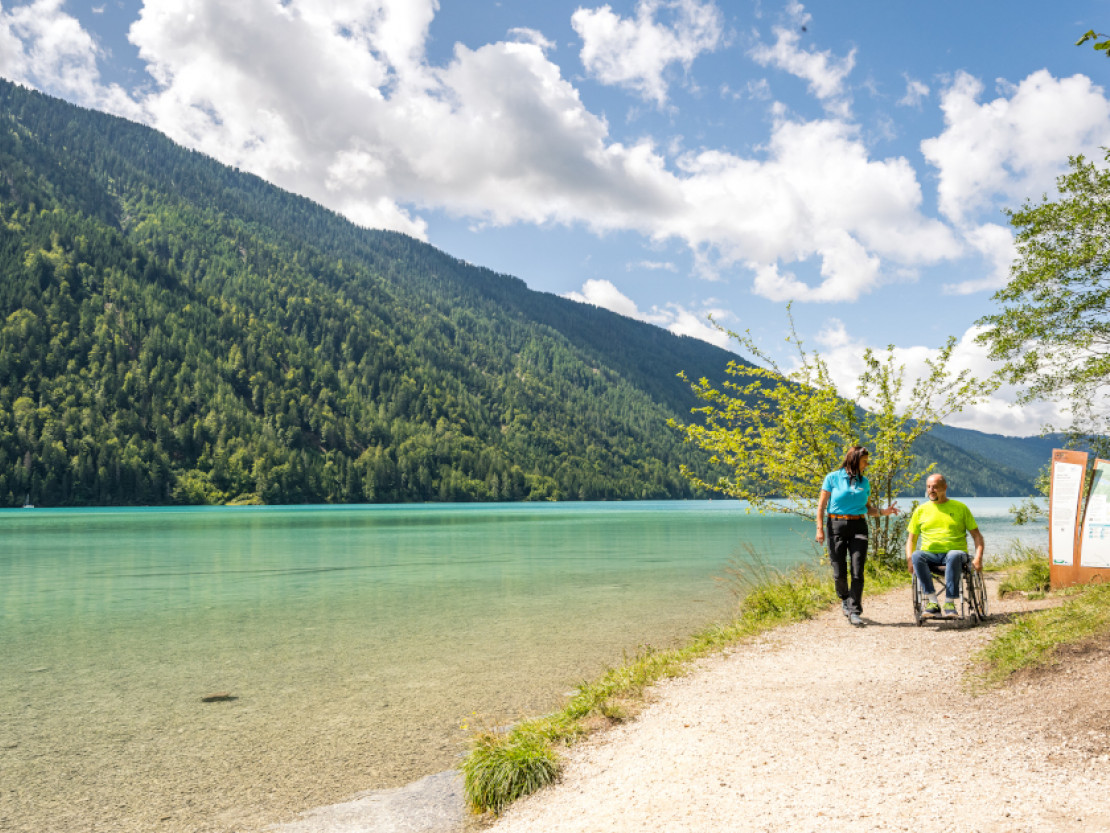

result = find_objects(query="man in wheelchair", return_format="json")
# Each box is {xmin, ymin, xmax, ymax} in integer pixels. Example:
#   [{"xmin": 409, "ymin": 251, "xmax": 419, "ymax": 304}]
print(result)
[{"xmin": 905, "ymin": 473, "xmax": 985, "ymax": 617}]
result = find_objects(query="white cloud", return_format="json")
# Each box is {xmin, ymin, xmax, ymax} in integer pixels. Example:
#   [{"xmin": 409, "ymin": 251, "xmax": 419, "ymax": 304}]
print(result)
[
  {"xmin": 565, "ymin": 278, "xmax": 642, "ymax": 318},
  {"xmin": 0, "ymin": 0, "xmax": 139, "ymax": 116},
  {"xmin": 3, "ymin": 0, "xmax": 1041, "ymax": 313},
  {"xmin": 630, "ymin": 260, "xmax": 677, "ymax": 271},
  {"xmin": 943, "ymin": 223, "xmax": 1016, "ymax": 295},
  {"xmin": 122, "ymin": 0, "xmax": 449, "ymax": 236},
  {"xmin": 808, "ymin": 322, "xmax": 1065, "ymax": 437},
  {"xmin": 671, "ymin": 115, "xmax": 960, "ymax": 300},
  {"xmin": 746, "ymin": 77, "xmax": 771, "ymax": 100},
  {"xmin": 1, "ymin": 0, "xmax": 958, "ymax": 306},
  {"xmin": 10, "ymin": 0, "xmax": 675, "ymax": 239},
  {"xmin": 564, "ymin": 279, "xmax": 732, "ymax": 348},
  {"xmin": 748, "ymin": 1, "xmax": 855, "ymax": 115},
  {"xmin": 898, "ymin": 76, "xmax": 929, "ymax": 108},
  {"xmin": 922, "ymin": 69, "xmax": 1110, "ymax": 224},
  {"xmin": 508, "ymin": 27, "xmax": 555, "ymax": 51},
  {"xmin": 0, "ymin": 13, "xmax": 27, "ymax": 82},
  {"xmin": 659, "ymin": 302, "xmax": 733, "ymax": 347},
  {"xmin": 572, "ymin": 0, "xmax": 724, "ymax": 106}
]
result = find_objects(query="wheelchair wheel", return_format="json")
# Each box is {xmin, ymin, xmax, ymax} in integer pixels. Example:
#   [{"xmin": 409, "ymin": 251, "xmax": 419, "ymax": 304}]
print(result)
[
  {"xmin": 965, "ymin": 566, "xmax": 989, "ymax": 623},
  {"xmin": 911, "ymin": 573, "xmax": 925, "ymax": 626}
]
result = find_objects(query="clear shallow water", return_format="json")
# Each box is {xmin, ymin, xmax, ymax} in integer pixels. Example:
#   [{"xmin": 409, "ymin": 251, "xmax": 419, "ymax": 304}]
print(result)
[{"xmin": 0, "ymin": 499, "xmax": 1043, "ymax": 832}]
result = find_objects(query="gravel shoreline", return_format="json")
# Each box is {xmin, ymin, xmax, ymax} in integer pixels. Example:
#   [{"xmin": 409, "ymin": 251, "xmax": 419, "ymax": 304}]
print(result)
[{"xmin": 476, "ymin": 576, "xmax": 1110, "ymax": 833}]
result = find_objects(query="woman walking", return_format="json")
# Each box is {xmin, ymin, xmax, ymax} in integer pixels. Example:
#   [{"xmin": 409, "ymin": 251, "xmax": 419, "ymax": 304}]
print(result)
[{"xmin": 816, "ymin": 446, "xmax": 898, "ymax": 627}]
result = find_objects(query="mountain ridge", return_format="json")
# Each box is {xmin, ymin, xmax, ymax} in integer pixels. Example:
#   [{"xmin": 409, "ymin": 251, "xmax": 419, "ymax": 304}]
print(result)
[{"xmin": 0, "ymin": 79, "xmax": 1048, "ymax": 504}]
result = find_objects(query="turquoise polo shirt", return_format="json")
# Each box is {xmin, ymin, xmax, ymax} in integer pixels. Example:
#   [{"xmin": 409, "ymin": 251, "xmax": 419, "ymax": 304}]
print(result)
[{"xmin": 821, "ymin": 468, "xmax": 870, "ymax": 515}]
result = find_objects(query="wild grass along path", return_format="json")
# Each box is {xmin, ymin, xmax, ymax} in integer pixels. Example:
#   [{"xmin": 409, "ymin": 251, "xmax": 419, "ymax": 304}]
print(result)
[{"xmin": 482, "ymin": 576, "xmax": 1110, "ymax": 833}]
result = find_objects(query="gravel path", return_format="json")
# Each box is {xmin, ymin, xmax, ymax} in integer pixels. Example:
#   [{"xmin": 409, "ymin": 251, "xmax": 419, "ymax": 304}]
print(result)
[{"xmin": 483, "ymin": 577, "xmax": 1110, "ymax": 833}]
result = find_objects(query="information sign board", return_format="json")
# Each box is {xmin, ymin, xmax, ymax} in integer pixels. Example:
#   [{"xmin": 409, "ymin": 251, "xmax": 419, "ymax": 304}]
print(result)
[
  {"xmin": 1079, "ymin": 459, "xmax": 1110, "ymax": 569},
  {"xmin": 1050, "ymin": 449, "xmax": 1087, "ymax": 569}
]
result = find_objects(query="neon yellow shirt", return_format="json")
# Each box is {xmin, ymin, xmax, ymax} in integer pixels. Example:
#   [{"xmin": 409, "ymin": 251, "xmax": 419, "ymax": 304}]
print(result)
[{"xmin": 908, "ymin": 500, "xmax": 978, "ymax": 553}]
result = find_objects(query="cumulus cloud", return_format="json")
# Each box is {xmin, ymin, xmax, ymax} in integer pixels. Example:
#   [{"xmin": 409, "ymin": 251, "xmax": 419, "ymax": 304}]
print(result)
[
  {"xmin": 748, "ymin": 1, "xmax": 855, "ymax": 115},
  {"xmin": 922, "ymin": 69, "xmax": 1110, "ymax": 224},
  {"xmin": 127, "ymin": 1, "xmax": 952, "ymax": 306},
  {"xmin": 670, "ymin": 115, "xmax": 960, "ymax": 300},
  {"xmin": 944, "ymin": 223, "xmax": 1017, "ymax": 295},
  {"xmin": 0, "ymin": 0, "xmax": 138, "ymax": 115},
  {"xmin": 572, "ymin": 0, "xmax": 724, "ymax": 106},
  {"xmin": 565, "ymin": 278, "xmax": 643, "ymax": 318},
  {"xmin": 808, "ymin": 321, "xmax": 1064, "ymax": 436},
  {"xmin": 9, "ymin": 0, "xmax": 1076, "ymax": 315},
  {"xmin": 125, "ymin": 0, "xmax": 438, "ymax": 236},
  {"xmin": 565, "ymin": 279, "xmax": 732, "ymax": 348}
]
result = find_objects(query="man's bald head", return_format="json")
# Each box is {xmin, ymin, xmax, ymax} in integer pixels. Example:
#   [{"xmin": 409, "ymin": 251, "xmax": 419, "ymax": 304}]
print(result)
[{"xmin": 925, "ymin": 473, "xmax": 948, "ymax": 503}]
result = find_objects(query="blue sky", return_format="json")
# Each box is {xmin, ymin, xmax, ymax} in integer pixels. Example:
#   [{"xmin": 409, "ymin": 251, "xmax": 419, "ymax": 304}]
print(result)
[{"xmin": 2, "ymin": 0, "xmax": 1109, "ymax": 436}]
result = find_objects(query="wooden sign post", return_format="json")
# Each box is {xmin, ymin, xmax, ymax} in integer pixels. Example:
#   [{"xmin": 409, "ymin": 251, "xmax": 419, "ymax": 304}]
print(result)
[{"xmin": 1049, "ymin": 448, "xmax": 1088, "ymax": 589}]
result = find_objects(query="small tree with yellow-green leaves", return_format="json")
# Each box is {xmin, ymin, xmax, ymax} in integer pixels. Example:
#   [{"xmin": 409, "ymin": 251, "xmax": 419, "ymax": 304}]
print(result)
[{"xmin": 670, "ymin": 310, "xmax": 994, "ymax": 569}]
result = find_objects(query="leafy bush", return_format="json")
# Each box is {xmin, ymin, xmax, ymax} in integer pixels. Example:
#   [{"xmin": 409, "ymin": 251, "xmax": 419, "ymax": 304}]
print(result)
[{"xmin": 462, "ymin": 728, "xmax": 560, "ymax": 815}]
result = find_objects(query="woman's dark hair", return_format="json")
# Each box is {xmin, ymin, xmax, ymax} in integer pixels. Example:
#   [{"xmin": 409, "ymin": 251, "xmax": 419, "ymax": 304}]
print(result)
[{"xmin": 841, "ymin": 445, "xmax": 869, "ymax": 484}]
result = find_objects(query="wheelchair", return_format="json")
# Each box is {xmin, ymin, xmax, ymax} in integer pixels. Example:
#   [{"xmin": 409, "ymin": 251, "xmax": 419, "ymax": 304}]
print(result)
[{"xmin": 911, "ymin": 554, "xmax": 989, "ymax": 626}]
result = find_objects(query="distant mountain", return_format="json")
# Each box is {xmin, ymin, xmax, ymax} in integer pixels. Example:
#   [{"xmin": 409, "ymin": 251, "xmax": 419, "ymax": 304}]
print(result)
[
  {"xmin": 927, "ymin": 425, "xmax": 1058, "ymax": 484},
  {"xmin": 911, "ymin": 431, "xmax": 1039, "ymax": 498},
  {"xmin": 0, "ymin": 79, "xmax": 1050, "ymax": 505}
]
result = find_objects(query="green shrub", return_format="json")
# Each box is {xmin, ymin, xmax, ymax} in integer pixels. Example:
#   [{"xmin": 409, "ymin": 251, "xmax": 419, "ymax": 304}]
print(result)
[{"xmin": 462, "ymin": 728, "xmax": 560, "ymax": 815}]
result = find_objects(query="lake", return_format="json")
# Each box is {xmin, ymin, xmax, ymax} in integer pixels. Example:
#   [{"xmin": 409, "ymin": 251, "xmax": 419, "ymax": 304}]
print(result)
[{"xmin": 0, "ymin": 499, "xmax": 1044, "ymax": 832}]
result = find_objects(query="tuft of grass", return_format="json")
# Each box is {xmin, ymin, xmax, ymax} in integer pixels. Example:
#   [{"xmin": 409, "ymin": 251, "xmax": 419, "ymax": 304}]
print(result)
[
  {"xmin": 460, "ymin": 551, "xmax": 909, "ymax": 815},
  {"xmin": 461, "ymin": 727, "xmax": 560, "ymax": 815},
  {"xmin": 992, "ymin": 542, "xmax": 1050, "ymax": 598},
  {"xmin": 970, "ymin": 580, "xmax": 1110, "ymax": 689}
]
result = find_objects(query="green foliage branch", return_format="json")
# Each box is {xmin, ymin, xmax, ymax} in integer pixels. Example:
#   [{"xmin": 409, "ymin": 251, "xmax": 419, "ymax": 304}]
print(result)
[
  {"xmin": 1077, "ymin": 29, "xmax": 1110, "ymax": 57},
  {"xmin": 977, "ymin": 152, "xmax": 1110, "ymax": 459},
  {"xmin": 671, "ymin": 308, "xmax": 993, "ymax": 568}
]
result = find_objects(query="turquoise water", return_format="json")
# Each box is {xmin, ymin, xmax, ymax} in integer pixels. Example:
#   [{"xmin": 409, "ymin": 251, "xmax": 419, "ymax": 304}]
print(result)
[{"xmin": 0, "ymin": 500, "xmax": 1043, "ymax": 832}]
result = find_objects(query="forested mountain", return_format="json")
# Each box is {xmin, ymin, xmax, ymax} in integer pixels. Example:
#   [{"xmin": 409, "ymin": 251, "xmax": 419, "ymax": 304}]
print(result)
[{"xmin": 0, "ymin": 80, "xmax": 1046, "ymax": 506}]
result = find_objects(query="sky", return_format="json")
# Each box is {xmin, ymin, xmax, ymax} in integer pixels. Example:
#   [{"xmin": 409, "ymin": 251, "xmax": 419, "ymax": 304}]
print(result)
[{"xmin": 2, "ymin": 0, "xmax": 1109, "ymax": 437}]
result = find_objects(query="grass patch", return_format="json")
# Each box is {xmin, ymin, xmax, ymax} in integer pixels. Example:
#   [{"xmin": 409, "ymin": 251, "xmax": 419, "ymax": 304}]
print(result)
[
  {"xmin": 997, "ymin": 561, "xmax": 1051, "ymax": 598},
  {"xmin": 461, "ymin": 551, "xmax": 909, "ymax": 815},
  {"xmin": 461, "ymin": 728, "xmax": 560, "ymax": 815},
  {"xmin": 983, "ymin": 539, "xmax": 1046, "ymax": 572},
  {"xmin": 970, "ymin": 580, "xmax": 1110, "ymax": 689},
  {"xmin": 988, "ymin": 541, "xmax": 1051, "ymax": 600}
]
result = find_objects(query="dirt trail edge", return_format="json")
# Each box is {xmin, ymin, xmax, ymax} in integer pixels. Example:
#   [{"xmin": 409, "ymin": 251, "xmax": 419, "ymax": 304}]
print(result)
[{"xmin": 485, "ymin": 577, "xmax": 1110, "ymax": 833}]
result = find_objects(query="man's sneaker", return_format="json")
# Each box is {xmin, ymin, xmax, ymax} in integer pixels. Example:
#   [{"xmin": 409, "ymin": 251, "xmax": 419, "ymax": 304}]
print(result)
[
  {"xmin": 924, "ymin": 601, "xmax": 941, "ymax": 616},
  {"xmin": 842, "ymin": 600, "xmax": 851, "ymax": 618},
  {"xmin": 943, "ymin": 601, "xmax": 958, "ymax": 617},
  {"xmin": 849, "ymin": 612, "xmax": 864, "ymax": 627}
]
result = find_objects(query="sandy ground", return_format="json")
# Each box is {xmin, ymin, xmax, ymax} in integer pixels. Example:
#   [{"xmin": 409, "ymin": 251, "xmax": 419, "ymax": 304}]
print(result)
[{"xmin": 469, "ymin": 575, "xmax": 1110, "ymax": 833}]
